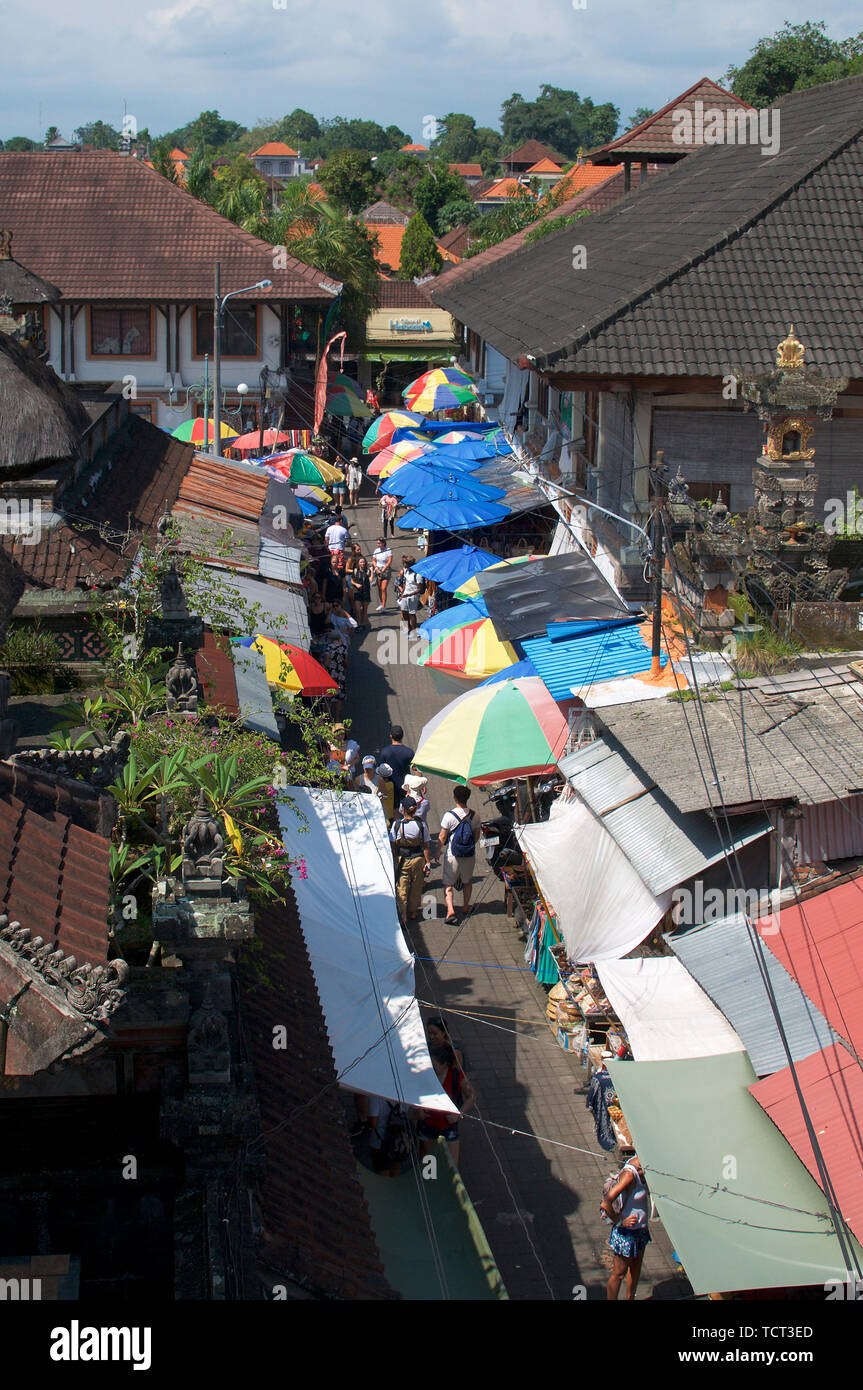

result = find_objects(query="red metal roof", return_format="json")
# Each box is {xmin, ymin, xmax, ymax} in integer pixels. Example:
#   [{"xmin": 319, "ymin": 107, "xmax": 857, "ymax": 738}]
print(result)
[
  {"xmin": 761, "ymin": 878, "xmax": 863, "ymax": 1054},
  {"xmin": 750, "ymin": 1043, "xmax": 863, "ymax": 1245},
  {"xmin": 196, "ymin": 630, "xmax": 240, "ymax": 714},
  {"xmin": 0, "ymin": 151, "xmax": 336, "ymax": 301}
]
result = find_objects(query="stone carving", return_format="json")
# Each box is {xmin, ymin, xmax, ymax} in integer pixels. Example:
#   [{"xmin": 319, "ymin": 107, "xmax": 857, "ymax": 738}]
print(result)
[
  {"xmin": 160, "ymin": 559, "xmax": 188, "ymax": 621},
  {"xmin": 0, "ymin": 914, "xmax": 129, "ymax": 1021},
  {"xmin": 166, "ymin": 644, "xmax": 198, "ymax": 713},
  {"xmin": 12, "ymin": 729, "xmax": 130, "ymax": 787},
  {"xmin": 187, "ymin": 983, "xmax": 231, "ymax": 1085},
  {"xmin": 182, "ymin": 791, "xmax": 224, "ymax": 895}
]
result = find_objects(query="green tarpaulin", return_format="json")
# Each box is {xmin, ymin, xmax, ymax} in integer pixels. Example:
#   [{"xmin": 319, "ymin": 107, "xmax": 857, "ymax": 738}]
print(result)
[{"xmin": 608, "ymin": 1052, "xmax": 863, "ymax": 1295}]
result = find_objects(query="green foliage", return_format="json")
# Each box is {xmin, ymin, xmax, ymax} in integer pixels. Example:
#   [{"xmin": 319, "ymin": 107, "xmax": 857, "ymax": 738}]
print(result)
[
  {"xmin": 74, "ymin": 120, "xmax": 120, "ymax": 149},
  {"xmin": 500, "ymin": 85, "xmax": 619, "ymax": 160},
  {"xmin": 184, "ymin": 146, "xmax": 216, "ymax": 202},
  {"xmin": 166, "ymin": 109, "xmax": 247, "ymax": 153},
  {"xmin": 2, "ymin": 136, "xmax": 38, "ymax": 151},
  {"xmin": 399, "ymin": 213, "xmax": 442, "ymax": 279},
  {"xmin": 522, "ymin": 209, "xmax": 588, "ymax": 244},
  {"xmin": 460, "ymin": 187, "xmax": 544, "ymax": 258},
  {"xmin": 208, "ymin": 156, "xmax": 270, "ymax": 233},
  {"xmin": 436, "ymin": 198, "xmax": 478, "ymax": 233},
  {"xmin": 0, "ymin": 622, "xmax": 61, "ymax": 669},
  {"xmin": 626, "ymin": 108, "xmax": 655, "ymax": 130},
  {"xmin": 151, "ymin": 139, "xmax": 181, "ymax": 184},
  {"xmin": 413, "ymin": 159, "xmax": 469, "ymax": 234},
  {"xmin": 316, "ymin": 147, "xmax": 376, "ymax": 212},
  {"xmin": 44, "ymin": 125, "xmax": 60, "ymax": 144},
  {"xmin": 430, "ymin": 112, "xmax": 483, "ymax": 163},
  {"xmin": 724, "ymin": 21, "xmax": 863, "ymax": 105},
  {"xmin": 279, "ymin": 108, "xmax": 321, "ymax": 146}
]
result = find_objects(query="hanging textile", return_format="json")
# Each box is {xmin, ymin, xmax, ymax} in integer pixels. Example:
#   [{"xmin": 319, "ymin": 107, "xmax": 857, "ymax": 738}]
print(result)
[
  {"xmin": 535, "ymin": 908, "xmax": 560, "ymax": 985},
  {"xmin": 586, "ymin": 1068, "xmax": 616, "ymax": 1151}
]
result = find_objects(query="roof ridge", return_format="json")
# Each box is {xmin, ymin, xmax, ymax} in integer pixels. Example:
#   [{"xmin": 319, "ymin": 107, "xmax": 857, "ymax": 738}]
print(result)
[
  {"xmin": 590, "ymin": 76, "xmax": 752, "ymax": 155},
  {"xmin": 535, "ymin": 102, "xmax": 863, "ymax": 368}
]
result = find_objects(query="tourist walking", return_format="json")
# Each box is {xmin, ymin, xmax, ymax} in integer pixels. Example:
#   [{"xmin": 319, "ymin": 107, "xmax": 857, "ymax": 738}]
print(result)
[
  {"xmin": 418, "ymin": 1042, "xmax": 475, "ymax": 1168},
  {"xmin": 379, "ymin": 726, "xmax": 415, "ymax": 803},
  {"xmin": 346, "ymin": 456, "xmax": 363, "ymax": 507},
  {"xmin": 376, "ymin": 763, "xmax": 396, "ymax": 824},
  {"xmin": 379, "ymin": 490, "xmax": 398, "ymax": 538},
  {"xmin": 324, "ymin": 514, "xmax": 349, "ymax": 570},
  {"xmin": 401, "ymin": 773, "xmax": 429, "ymax": 825},
  {"xmin": 347, "ymin": 555, "xmax": 371, "ymax": 627},
  {"xmin": 602, "ymin": 1155, "xmax": 652, "ymax": 1301},
  {"xmin": 354, "ymin": 754, "xmax": 384, "ymax": 796},
  {"xmin": 438, "ymin": 784, "xmax": 476, "ymax": 924},
  {"xmin": 372, "ymin": 537, "xmax": 393, "ymax": 611},
  {"xmin": 389, "ymin": 797, "xmax": 432, "ymax": 923},
  {"xmin": 397, "ymin": 555, "xmax": 424, "ymax": 633}
]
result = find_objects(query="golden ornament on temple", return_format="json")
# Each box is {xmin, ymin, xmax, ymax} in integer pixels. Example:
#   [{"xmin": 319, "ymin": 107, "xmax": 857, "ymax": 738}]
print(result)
[{"xmin": 776, "ymin": 324, "xmax": 805, "ymax": 369}]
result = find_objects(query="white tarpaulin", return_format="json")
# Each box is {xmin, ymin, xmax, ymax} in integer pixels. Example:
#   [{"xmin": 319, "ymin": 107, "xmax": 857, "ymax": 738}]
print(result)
[
  {"xmin": 597, "ymin": 957, "xmax": 746, "ymax": 1061},
  {"xmin": 279, "ymin": 787, "xmax": 457, "ymax": 1112},
  {"xmin": 515, "ymin": 798, "xmax": 669, "ymax": 961}
]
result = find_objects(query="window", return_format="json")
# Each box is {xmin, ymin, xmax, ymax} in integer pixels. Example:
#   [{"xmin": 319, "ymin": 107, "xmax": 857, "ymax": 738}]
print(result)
[
  {"xmin": 90, "ymin": 306, "xmax": 151, "ymax": 356},
  {"xmin": 195, "ymin": 304, "xmax": 259, "ymax": 357},
  {"xmin": 536, "ymin": 377, "xmax": 549, "ymax": 418}
]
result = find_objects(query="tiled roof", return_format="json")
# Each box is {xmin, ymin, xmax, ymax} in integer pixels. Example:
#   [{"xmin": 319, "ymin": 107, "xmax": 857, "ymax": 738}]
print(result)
[
  {"xmin": 2, "ymin": 415, "xmax": 192, "ymax": 593},
  {"xmin": 250, "ymin": 142, "xmax": 299, "ymax": 157},
  {"xmin": 241, "ymin": 894, "xmax": 395, "ymax": 1299},
  {"xmin": 436, "ymin": 225, "xmax": 472, "ymax": 257},
  {"xmin": 504, "ymin": 139, "xmax": 563, "ymax": 166},
  {"xmin": 526, "ymin": 158, "xmax": 563, "ymax": 174},
  {"xmin": 172, "ymin": 453, "xmax": 269, "ymax": 571},
  {"xmin": 448, "ymin": 164, "xmax": 483, "ymax": 177},
  {"xmin": 367, "ymin": 223, "xmax": 456, "ymax": 274},
  {"xmin": 480, "ymin": 178, "xmax": 522, "ymax": 200},
  {"xmin": 376, "ymin": 278, "xmax": 435, "ymax": 308},
  {"xmin": 0, "ymin": 788, "xmax": 111, "ymax": 967},
  {"xmin": 553, "ymin": 162, "xmax": 621, "ymax": 198},
  {"xmin": 0, "ymin": 152, "xmax": 337, "ymax": 301},
  {"xmin": 589, "ymin": 77, "xmax": 751, "ymax": 162},
  {"xmin": 362, "ymin": 200, "xmax": 410, "ymax": 224},
  {"xmin": 431, "ymin": 75, "xmax": 863, "ymax": 376},
  {"xmin": 400, "ymin": 144, "xmax": 428, "ymax": 153}
]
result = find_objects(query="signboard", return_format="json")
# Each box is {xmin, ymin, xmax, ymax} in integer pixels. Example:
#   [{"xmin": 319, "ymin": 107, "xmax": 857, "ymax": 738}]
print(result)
[{"xmin": 389, "ymin": 318, "xmax": 433, "ymax": 333}]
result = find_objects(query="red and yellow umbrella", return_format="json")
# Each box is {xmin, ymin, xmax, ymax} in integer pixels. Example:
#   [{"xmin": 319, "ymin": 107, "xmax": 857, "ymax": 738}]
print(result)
[
  {"xmin": 171, "ymin": 418, "xmax": 239, "ymax": 445},
  {"xmin": 366, "ymin": 438, "xmax": 432, "ymax": 477},
  {"xmin": 233, "ymin": 636, "xmax": 337, "ymax": 696},
  {"xmin": 419, "ymin": 616, "xmax": 518, "ymax": 679},
  {"xmin": 362, "ymin": 410, "xmax": 427, "ymax": 453}
]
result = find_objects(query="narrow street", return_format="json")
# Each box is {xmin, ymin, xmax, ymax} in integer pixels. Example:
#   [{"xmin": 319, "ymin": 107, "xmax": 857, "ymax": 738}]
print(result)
[{"xmin": 343, "ymin": 489, "xmax": 685, "ymax": 1300}]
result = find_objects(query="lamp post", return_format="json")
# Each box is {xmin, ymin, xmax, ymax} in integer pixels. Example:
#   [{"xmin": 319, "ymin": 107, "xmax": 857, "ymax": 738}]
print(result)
[{"xmin": 212, "ymin": 264, "xmax": 272, "ymax": 455}]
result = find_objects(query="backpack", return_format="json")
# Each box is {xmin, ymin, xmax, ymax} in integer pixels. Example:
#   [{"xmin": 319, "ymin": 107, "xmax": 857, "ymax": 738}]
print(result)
[
  {"xmin": 382, "ymin": 1103, "xmax": 412, "ymax": 1163},
  {"xmin": 448, "ymin": 809, "xmax": 476, "ymax": 858},
  {"xmin": 393, "ymin": 820, "xmax": 423, "ymax": 858},
  {"xmin": 600, "ymin": 1171, "xmax": 624, "ymax": 1223}
]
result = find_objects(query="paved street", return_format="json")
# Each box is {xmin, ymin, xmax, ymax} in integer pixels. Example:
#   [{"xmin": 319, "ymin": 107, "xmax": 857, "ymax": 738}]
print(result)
[{"xmin": 342, "ymin": 489, "xmax": 688, "ymax": 1300}]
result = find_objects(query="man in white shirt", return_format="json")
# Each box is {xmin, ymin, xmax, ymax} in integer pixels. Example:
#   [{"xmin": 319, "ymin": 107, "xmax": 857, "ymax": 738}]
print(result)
[
  {"xmin": 372, "ymin": 538, "xmax": 393, "ymax": 611},
  {"xmin": 346, "ymin": 457, "xmax": 363, "ymax": 507},
  {"xmin": 324, "ymin": 517, "xmax": 349, "ymax": 570},
  {"xmin": 438, "ymin": 784, "xmax": 476, "ymax": 923},
  {"xmin": 389, "ymin": 798, "xmax": 431, "ymax": 923}
]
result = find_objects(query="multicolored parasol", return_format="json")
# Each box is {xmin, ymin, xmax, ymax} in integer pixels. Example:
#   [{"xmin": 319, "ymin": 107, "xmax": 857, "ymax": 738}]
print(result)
[
  {"xmin": 171, "ymin": 418, "xmax": 239, "ymax": 445},
  {"xmin": 418, "ymin": 616, "xmax": 518, "ymax": 679},
  {"xmin": 413, "ymin": 677, "xmax": 570, "ymax": 784},
  {"xmin": 233, "ymin": 636, "xmax": 337, "ymax": 696}
]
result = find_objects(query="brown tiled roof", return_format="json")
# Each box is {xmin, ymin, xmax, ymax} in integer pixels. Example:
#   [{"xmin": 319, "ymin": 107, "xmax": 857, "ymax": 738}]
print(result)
[
  {"xmin": 504, "ymin": 139, "xmax": 564, "ymax": 167},
  {"xmin": 362, "ymin": 200, "xmax": 410, "ymax": 225},
  {"xmin": 2, "ymin": 415, "xmax": 192, "ymax": 593},
  {"xmin": 0, "ymin": 789, "xmax": 111, "ymax": 967},
  {"xmin": 242, "ymin": 894, "xmax": 394, "ymax": 1299},
  {"xmin": 436, "ymin": 225, "xmax": 472, "ymax": 258},
  {"xmin": 375, "ymin": 279, "xmax": 434, "ymax": 308},
  {"xmin": 250, "ymin": 142, "xmax": 299, "ymax": 157},
  {"xmin": 0, "ymin": 152, "xmax": 338, "ymax": 301},
  {"xmin": 448, "ymin": 164, "xmax": 483, "ymax": 178},
  {"xmin": 588, "ymin": 77, "xmax": 752, "ymax": 163}
]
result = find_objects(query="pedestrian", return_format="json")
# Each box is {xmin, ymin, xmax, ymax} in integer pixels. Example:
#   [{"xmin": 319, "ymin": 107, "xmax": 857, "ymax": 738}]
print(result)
[
  {"xmin": 602, "ymin": 1155, "xmax": 651, "ymax": 1301},
  {"xmin": 319, "ymin": 557, "xmax": 345, "ymax": 608},
  {"xmin": 329, "ymin": 722, "xmax": 359, "ymax": 783},
  {"xmin": 324, "ymin": 513, "xmax": 349, "ymax": 570},
  {"xmin": 376, "ymin": 763, "xmax": 396, "ymax": 823},
  {"xmin": 389, "ymin": 797, "xmax": 432, "ymax": 924},
  {"xmin": 401, "ymin": 773, "xmax": 429, "ymax": 825},
  {"xmin": 332, "ymin": 468, "xmax": 348, "ymax": 510},
  {"xmin": 344, "ymin": 541, "xmax": 363, "ymax": 579},
  {"xmin": 372, "ymin": 537, "xmax": 393, "ymax": 611},
  {"xmin": 347, "ymin": 456, "xmax": 363, "ymax": 507},
  {"xmin": 347, "ymin": 555, "xmax": 371, "ymax": 627},
  {"xmin": 379, "ymin": 725, "xmax": 415, "ymax": 803},
  {"xmin": 383, "ymin": 491, "xmax": 398, "ymax": 538},
  {"xmin": 397, "ymin": 554, "xmax": 424, "ymax": 634},
  {"xmin": 367, "ymin": 1094, "xmax": 411, "ymax": 1177},
  {"xmin": 418, "ymin": 1042, "xmax": 475, "ymax": 1168},
  {"xmin": 438, "ymin": 784, "xmax": 476, "ymax": 924},
  {"xmin": 354, "ymin": 754, "xmax": 383, "ymax": 794},
  {"xmin": 425, "ymin": 1014, "xmax": 464, "ymax": 1070}
]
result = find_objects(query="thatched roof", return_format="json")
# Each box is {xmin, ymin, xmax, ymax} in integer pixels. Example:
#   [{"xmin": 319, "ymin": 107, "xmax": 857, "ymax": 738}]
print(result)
[
  {"xmin": 0, "ymin": 248, "xmax": 61, "ymax": 305},
  {"xmin": 0, "ymin": 331, "xmax": 89, "ymax": 474}
]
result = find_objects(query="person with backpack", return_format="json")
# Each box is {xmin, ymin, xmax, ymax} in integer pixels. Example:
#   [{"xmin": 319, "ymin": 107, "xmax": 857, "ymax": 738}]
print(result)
[
  {"xmin": 418, "ymin": 1042, "xmax": 475, "ymax": 1168},
  {"xmin": 601, "ymin": 1154, "xmax": 652, "ymax": 1300},
  {"xmin": 438, "ymin": 784, "xmax": 476, "ymax": 924},
  {"xmin": 368, "ymin": 1093, "xmax": 413, "ymax": 1176},
  {"xmin": 389, "ymin": 797, "xmax": 432, "ymax": 923}
]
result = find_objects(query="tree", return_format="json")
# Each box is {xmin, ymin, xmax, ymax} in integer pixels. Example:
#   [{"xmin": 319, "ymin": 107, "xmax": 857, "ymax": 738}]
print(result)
[
  {"xmin": 169, "ymin": 109, "xmax": 247, "ymax": 153},
  {"xmin": 151, "ymin": 139, "xmax": 181, "ymax": 184},
  {"xmin": 626, "ymin": 108, "xmax": 655, "ymax": 130},
  {"xmin": 185, "ymin": 146, "xmax": 216, "ymax": 202},
  {"xmin": 384, "ymin": 124, "xmax": 410, "ymax": 149},
  {"xmin": 724, "ymin": 21, "xmax": 855, "ymax": 105},
  {"xmin": 436, "ymin": 198, "xmax": 478, "ymax": 233},
  {"xmin": 430, "ymin": 112, "xmax": 482, "ymax": 163},
  {"xmin": 209, "ymin": 157, "xmax": 270, "ymax": 234},
  {"xmin": 398, "ymin": 213, "xmax": 442, "ymax": 279},
  {"xmin": 2, "ymin": 136, "xmax": 38, "ymax": 151},
  {"xmin": 460, "ymin": 187, "xmax": 546, "ymax": 259},
  {"xmin": 279, "ymin": 108, "xmax": 321, "ymax": 146},
  {"xmin": 413, "ymin": 159, "xmax": 468, "ymax": 234},
  {"xmin": 44, "ymin": 125, "xmax": 60, "ymax": 144},
  {"xmin": 500, "ymin": 85, "xmax": 619, "ymax": 159},
  {"xmin": 74, "ymin": 120, "xmax": 120, "ymax": 149},
  {"xmin": 317, "ymin": 148, "xmax": 376, "ymax": 212}
]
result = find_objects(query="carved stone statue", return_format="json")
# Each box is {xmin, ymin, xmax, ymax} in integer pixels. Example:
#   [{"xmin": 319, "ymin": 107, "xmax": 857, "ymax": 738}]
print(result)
[
  {"xmin": 160, "ymin": 558, "xmax": 188, "ymax": 621},
  {"xmin": 182, "ymin": 791, "xmax": 224, "ymax": 895},
  {"xmin": 166, "ymin": 644, "xmax": 198, "ymax": 713},
  {"xmin": 187, "ymin": 982, "xmax": 231, "ymax": 1084}
]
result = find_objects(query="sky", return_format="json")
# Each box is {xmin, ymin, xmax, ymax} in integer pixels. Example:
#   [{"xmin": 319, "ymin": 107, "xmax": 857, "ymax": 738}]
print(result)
[{"xmin": 1, "ymin": 0, "xmax": 860, "ymax": 143}]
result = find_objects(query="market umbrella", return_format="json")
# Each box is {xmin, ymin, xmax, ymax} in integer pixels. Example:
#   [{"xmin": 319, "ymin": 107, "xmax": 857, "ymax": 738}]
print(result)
[
  {"xmin": 396, "ymin": 480, "xmax": 506, "ymax": 510},
  {"xmin": 362, "ymin": 411, "xmax": 427, "ymax": 452},
  {"xmin": 433, "ymin": 428, "xmax": 507, "ymax": 447},
  {"xmin": 297, "ymin": 496, "xmax": 320, "ymax": 516},
  {"xmin": 265, "ymin": 452, "xmax": 344, "ymax": 486},
  {"xmin": 233, "ymin": 636, "xmax": 337, "ymax": 696},
  {"xmin": 232, "ymin": 428, "xmax": 291, "ymax": 451},
  {"xmin": 171, "ymin": 418, "xmax": 238, "ymax": 445},
  {"xmin": 403, "ymin": 377, "xmax": 479, "ymax": 413},
  {"xmin": 418, "ymin": 598, "xmax": 488, "ymax": 640},
  {"xmin": 325, "ymin": 388, "xmax": 373, "ymax": 418},
  {"xmin": 379, "ymin": 464, "xmax": 505, "ymax": 502},
  {"xmin": 293, "ymin": 484, "xmax": 331, "ymax": 503},
  {"xmin": 366, "ymin": 439, "xmax": 432, "ymax": 477},
  {"xmin": 403, "ymin": 366, "xmax": 475, "ymax": 396},
  {"xmin": 479, "ymin": 657, "xmax": 539, "ymax": 684},
  {"xmin": 412, "ymin": 544, "xmax": 500, "ymax": 592},
  {"xmin": 454, "ymin": 554, "xmax": 540, "ymax": 600},
  {"xmin": 396, "ymin": 498, "xmax": 511, "ymax": 532},
  {"xmin": 331, "ymin": 373, "xmax": 362, "ymax": 393},
  {"xmin": 428, "ymin": 439, "xmax": 512, "ymax": 462},
  {"xmin": 413, "ymin": 677, "xmax": 570, "ymax": 785},
  {"xmin": 419, "ymin": 616, "xmax": 518, "ymax": 679}
]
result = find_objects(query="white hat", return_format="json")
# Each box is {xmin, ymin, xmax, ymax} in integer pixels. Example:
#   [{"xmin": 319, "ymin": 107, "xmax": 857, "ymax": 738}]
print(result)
[
  {"xmin": 376, "ymin": 763, "xmax": 393, "ymax": 778},
  {"xmin": 402, "ymin": 774, "xmax": 427, "ymax": 793}
]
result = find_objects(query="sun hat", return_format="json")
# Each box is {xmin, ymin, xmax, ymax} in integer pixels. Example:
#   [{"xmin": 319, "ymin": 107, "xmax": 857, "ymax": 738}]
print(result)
[
  {"xmin": 362, "ymin": 755, "xmax": 376, "ymax": 767},
  {"xmin": 377, "ymin": 763, "xmax": 393, "ymax": 778},
  {"xmin": 402, "ymin": 774, "xmax": 427, "ymax": 794}
]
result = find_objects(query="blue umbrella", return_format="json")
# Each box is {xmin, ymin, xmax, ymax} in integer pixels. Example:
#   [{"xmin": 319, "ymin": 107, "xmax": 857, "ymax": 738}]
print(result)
[
  {"xmin": 397, "ymin": 498, "xmax": 511, "ymax": 531},
  {"xmin": 297, "ymin": 496, "xmax": 319, "ymax": 516},
  {"xmin": 396, "ymin": 480, "xmax": 506, "ymax": 509},
  {"xmin": 412, "ymin": 544, "xmax": 500, "ymax": 591},
  {"xmin": 381, "ymin": 465, "xmax": 506, "ymax": 502},
  {"xmin": 429, "ymin": 440, "xmax": 512, "ymax": 461},
  {"xmin": 479, "ymin": 657, "xmax": 539, "ymax": 685},
  {"xmin": 418, "ymin": 598, "xmax": 489, "ymax": 639}
]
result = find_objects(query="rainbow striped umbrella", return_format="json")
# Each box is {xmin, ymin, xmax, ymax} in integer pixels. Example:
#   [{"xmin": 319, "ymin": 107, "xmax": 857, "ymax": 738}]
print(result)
[
  {"xmin": 419, "ymin": 616, "xmax": 518, "ymax": 679},
  {"xmin": 413, "ymin": 677, "xmax": 570, "ymax": 785},
  {"xmin": 454, "ymin": 554, "xmax": 540, "ymax": 600},
  {"xmin": 366, "ymin": 438, "xmax": 432, "ymax": 477},
  {"xmin": 362, "ymin": 411, "xmax": 427, "ymax": 453},
  {"xmin": 171, "ymin": 418, "xmax": 238, "ymax": 445},
  {"xmin": 403, "ymin": 368, "xmax": 479, "ymax": 412},
  {"xmin": 233, "ymin": 636, "xmax": 337, "ymax": 696}
]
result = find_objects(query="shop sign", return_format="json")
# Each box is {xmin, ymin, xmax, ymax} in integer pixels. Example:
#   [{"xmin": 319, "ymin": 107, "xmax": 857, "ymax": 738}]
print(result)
[{"xmin": 389, "ymin": 318, "xmax": 433, "ymax": 333}]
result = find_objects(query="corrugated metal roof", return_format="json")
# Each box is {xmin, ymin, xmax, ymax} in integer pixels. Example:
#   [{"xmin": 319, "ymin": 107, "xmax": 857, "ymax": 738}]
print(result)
[
  {"xmin": 233, "ymin": 644, "xmax": 280, "ymax": 739},
  {"xmin": 764, "ymin": 877, "xmax": 863, "ymax": 1055},
  {"xmin": 204, "ymin": 567, "xmax": 311, "ymax": 651},
  {"xmin": 173, "ymin": 453, "xmax": 270, "ymax": 570},
  {"xmin": 559, "ymin": 738, "xmax": 769, "ymax": 894},
  {"xmin": 794, "ymin": 796, "xmax": 863, "ymax": 865},
  {"xmin": 669, "ymin": 912, "xmax": 838, "ymax": 1077},
  {"xmin": 750, "ymin": 1043, "xmax": 863, "ymax": 1247},
  {"xmin": 258, "ymin": 535, "xmax": 303, "ymax": 584},
  {"xmin": 523, "ymin": 623, "xmax": 665, "ymax": 700}
]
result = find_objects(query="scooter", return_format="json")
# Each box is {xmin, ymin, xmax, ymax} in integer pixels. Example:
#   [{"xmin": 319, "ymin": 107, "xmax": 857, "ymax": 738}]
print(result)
[{"xmin": 478, "ymin": 813, "xmax": 524, "ymax": 879}]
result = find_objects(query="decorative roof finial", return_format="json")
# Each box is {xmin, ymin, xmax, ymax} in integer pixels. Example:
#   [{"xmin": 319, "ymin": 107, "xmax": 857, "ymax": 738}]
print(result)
[{"xmin": 776, "ymin": 325, "xmax": 805, "ymax": 370}]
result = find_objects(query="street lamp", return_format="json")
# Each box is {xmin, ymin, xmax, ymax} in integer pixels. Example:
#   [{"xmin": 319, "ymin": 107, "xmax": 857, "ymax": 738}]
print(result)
[{"xmin": 212, "ymin": 265, "xmax": 272, "ymax": 455}]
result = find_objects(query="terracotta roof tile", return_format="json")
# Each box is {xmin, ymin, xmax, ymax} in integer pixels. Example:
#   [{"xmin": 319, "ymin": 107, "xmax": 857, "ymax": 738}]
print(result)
[
  {"xmin": 504, "ymin": 139, "xmax": 564, "ymax": 166},
  {"xmin": 0, "ymin": 152, "xmax": 337, "ymax": 302},
  {"xmin": 448, "ymin": 164, "xmax": 483, "ymax": 177},
  {"xmin": 588, "ymin": 77, "xmax": 752, "ymax": 162},
  {"xmin": 250, "ymin": 142, "xmax": 299, "ymax": 157},
  {"xmin": 526, "ymin": 158, "xmax": 563, "ymax": 174}
]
